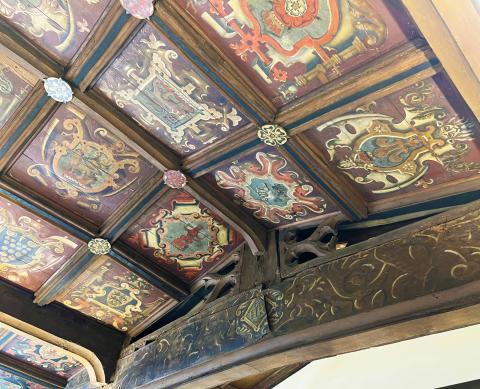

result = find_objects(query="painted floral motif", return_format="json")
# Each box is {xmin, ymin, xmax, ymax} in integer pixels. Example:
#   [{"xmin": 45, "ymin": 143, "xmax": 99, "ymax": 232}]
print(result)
[
  {"xmin": 163, "ymin": 170, "xmax": 187, "ymax": 189},
  {"xmin": 0, "ymin": 368, "xmax": 47, "ymax": 389},
  {"xmin": 123, "ymin": 191, "xmax": 242, "ymax": 282},
  {"xmin": 180, "ymin": 0, "xmax": 414, "ymax": 106},
  {"xmin": 0, "ymin": 54, "xmax": 36, "ymax": 130},
  {"xmin": 0, "ymin": 197, "xmax": 80, "ymax": 291},
  {"xmin": 214, "ymin": 150, "xmax": 328, "ymax": 225},
  {"xmin": 0, "ymin": 0, "xmax": 110, "ymax": 63},
  {"xmin": 0, "ymin": 328, "xmax": 83, "ymax": 378},
  {"xmin": 9, "ymin": 103, "xmax": 157, "ymax": 225},
  {"xmin": 56, "ymin": 256, "xmax": 175, "ymax": 332},
  {"xmin": 96, "ymin": 24, "xmax": 250, "ymax": 155},
  {"xmin": 311, "ymin": 75, "xmax": 480, "ymax": 198}
]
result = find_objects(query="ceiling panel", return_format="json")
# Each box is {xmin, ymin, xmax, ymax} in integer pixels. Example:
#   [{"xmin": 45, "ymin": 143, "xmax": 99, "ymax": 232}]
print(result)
[
  {"xmin": 0, "ymin": 367, "xmax": 47, "ymax": 389},
  {"xmin": 207, "ymin": 147, "xmax": 339, "ymax": 227},
  {"xmin": 121, "ymin": 190, "xmax": 243, "ymax": 283},
  {"xmin": 177, "ymin": 0, "xmax": 417, "ymax": 107},
  {"xmin": 55, "ymin": 255, "xmax": 176, "ymax": 333},
  {"xmin": 0, "ymin": 326, "xmax": 83, "ymax": 378},
  {"xmin": 0, "ymin": 195, "xmax": 82, "ymax": 292},
  {"xmin": 0, "ymin": 53, "xmax": 37, "ymax": 131},
  {"xmin": 302, "ymin": 72, "xmax": 480, "ymax": 202},
  {"xmin": 96, "ymin": 23, "xmax": 252, "ymax": 156},
  {"xmin": 8, "ymin": 103, "xmax": 158, "ymax": 226},
  {"xmin": 0, "ymin": 0, "xmax": 110, "ymax": 63}
]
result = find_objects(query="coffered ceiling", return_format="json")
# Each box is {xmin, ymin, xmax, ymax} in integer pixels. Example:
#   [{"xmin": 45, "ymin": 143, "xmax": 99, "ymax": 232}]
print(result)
[{"xmin": 0, "ymin": 0, "xmax": 478, "ymax": 386}]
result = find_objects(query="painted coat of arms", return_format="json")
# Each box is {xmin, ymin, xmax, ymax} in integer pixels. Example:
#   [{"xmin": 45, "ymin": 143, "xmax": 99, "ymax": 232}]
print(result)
[
  {"xmin": 9, "ymin": 104, "xmax": 156, "ymax": 225},
  {"xmin": 215, "ymin": 151, "xmax": 328, "ymax": 224},
  {"xmin": 125, "ymin": 191, "xmax": 240, "ymax": 282},
  {"xmin": 181, "ymin": 0, "xmax": 409, "ymax": 105},
  {"xmin": 0, "ymin": 200, "xmax": 79, "ymax": 290},
  {"xmin": 315, "ymin": 79, "xmax": 480, "ymax": 196},
  {"xmin": 59, "ymin": 257, "xmax": 172, "ymax": 332},
  {"xmin": 97, "ymin": 25, "xmax": 249, "ymax": 155}
]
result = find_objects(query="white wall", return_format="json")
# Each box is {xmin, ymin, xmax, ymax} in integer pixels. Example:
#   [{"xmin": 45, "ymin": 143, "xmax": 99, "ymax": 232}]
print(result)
[{"xmin": 276, "ymin": 324, "xmax": 480, "ymax": 389}]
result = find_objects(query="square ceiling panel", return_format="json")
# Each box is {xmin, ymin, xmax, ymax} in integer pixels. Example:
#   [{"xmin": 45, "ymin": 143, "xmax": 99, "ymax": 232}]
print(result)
[
  {"xmin": 0, "ymin": 53, "xmax": 37, "ymax": 131},
  {"xmin": 55, "ymin": 255, "xmax": 176, "ymax": 333},
  {"xmin": 0, "ymin": 195, "xmax": 82, "ymax": 292},
  {"xmin": 8, "ymin": 103, "xmax": 158, "ymax": 227},
  {"xmin": 0, "ymin": 327, "xmax": 83, "ymax": 378},
  {"xmin": 302, "ymin": 72, "xmax": 480, "ymax": 201},
  {"xmin": 208, "ymin": 147, "xmax": 339, "ymax": 227},
  {"xmin": 96, "ymin": 23, "xmax": 252, "ymax": 156},
  {"xmin": 121, "ymin": 190, "xmax": 243, "ymax": 283},
  {"xmin": 0, "ymin": 367, "xmax": 47, "ymax": 388},
  {"xmin": 178, "ymin": 0, "xmax": 417, "ymax": 108},
  {"xmin": 0, "ymin": 0, "xmax": 110, "ymax": 63}
]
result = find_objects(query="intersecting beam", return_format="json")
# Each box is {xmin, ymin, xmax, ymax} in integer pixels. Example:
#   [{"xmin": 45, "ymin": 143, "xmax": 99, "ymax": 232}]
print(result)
[
  {"xmin": 154, "ymin": 1, "xmax": 275, "ymax": 123},
  {"xmin": 0, "ymin": 352, "xmax": 66, "ymax": 388},
  {"xmin": 402, "ymin": 0, "xmax": 480, "ymax": 123}
]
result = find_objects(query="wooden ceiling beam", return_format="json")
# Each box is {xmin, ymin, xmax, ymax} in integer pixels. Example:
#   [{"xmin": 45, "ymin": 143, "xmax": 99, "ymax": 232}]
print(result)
[
  {"xmin": 74, "ymin": 88, "xmax": 181, "ymax": 170},
  {"xmin": 153, "ymin": 1, "xmax": 275, "ymax": 123},
  {"xmin": 277, "ymin": 39, "xmax": 439, "ymax": 134},
  {"xmin": 402, "ymin": 0, "xmax": 480, "ymax": 123},
  {"xmin": 0, "ymin": 20, "xmax": 63, "ymax": 77},
  {"xmin": 66, "ymin": 1, "xmax": 144, "ymax": 90}
]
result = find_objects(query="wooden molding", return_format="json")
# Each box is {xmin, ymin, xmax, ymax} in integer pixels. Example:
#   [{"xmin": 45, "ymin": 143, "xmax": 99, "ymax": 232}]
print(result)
[
  {"xmin": 0, "ymin": 20, "xmax": 63, "ymax": 76},
  {"xmin": 154, "ymin": 0, "xmax": 276, "ymax": 122},
  {"xmin": 277, "ymin": 40, "xmax": 438, "ymax": 133},
  {"xmin": 402, "ymin": 0, "xmax": 480, "ymax": 123},
  {"xmin": 67, "ymin": 2, "xmax": 144, "ymax": 90}
]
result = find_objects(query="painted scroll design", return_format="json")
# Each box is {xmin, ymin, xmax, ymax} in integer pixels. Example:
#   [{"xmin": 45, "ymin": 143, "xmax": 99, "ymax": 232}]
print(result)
[
  {"xmin": 0, "ymin": 206, "xmax": 78, "ymax": 290},
  {"xmin": 265, "ymin": 208, "xmax": 480, "ymax": 335},
  {"xmin": 113, "ymin": 289, "xmax": 268, "ymax": 389},
  {"xmin": 317, "ymin": 81, "xmax": 480, "ymax": 194},
  {"xmin": 59, "ymin": 257, "xmax": 170, "ymax": 332},
  {"xmin": 215, "ymin": 151, "xmax": 327, "ymax": 224},
  {"xmin": 27, "ymin": 107, "xmax": 143, "ymax": 214},
  {"xmin": 186, "ymin": 0, "xmax": 387, "ymax": 105},
  {"xmin": 97, "ymin": 26, "xmax": 247, "ymax": 154}
]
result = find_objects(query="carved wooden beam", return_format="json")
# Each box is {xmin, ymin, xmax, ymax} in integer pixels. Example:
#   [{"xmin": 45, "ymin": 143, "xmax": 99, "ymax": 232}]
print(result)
[
  {"xmin": 402, "ymin": 0, "xmax": 480, "ymax": 122},
  {"xmin": 154, "ymin": 0, "xmax": 276, "ymax": 123},
  {"xmin": 111, "ymin": 200, "xmax": 480, "ymax": 388},
  {"xmin": 277, "ymin": 40, "xmax": 439, "ymax": 134}
]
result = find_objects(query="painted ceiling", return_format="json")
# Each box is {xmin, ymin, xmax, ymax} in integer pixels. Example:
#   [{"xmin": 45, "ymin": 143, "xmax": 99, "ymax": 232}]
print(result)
[
  {"xmin": 178, "ymin": 0, "xmax": 418, "ymax": 107},
  {"xmin": 0, "ymin": 326, "xmax": 84, "ymax": 379},
  {"xmin": 0, "ymin": 0, "xmax": 478, "ymax": 385},
  {"xmin": 0, "ymin": 367, "xmax": 48, "ymax": 389}
]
